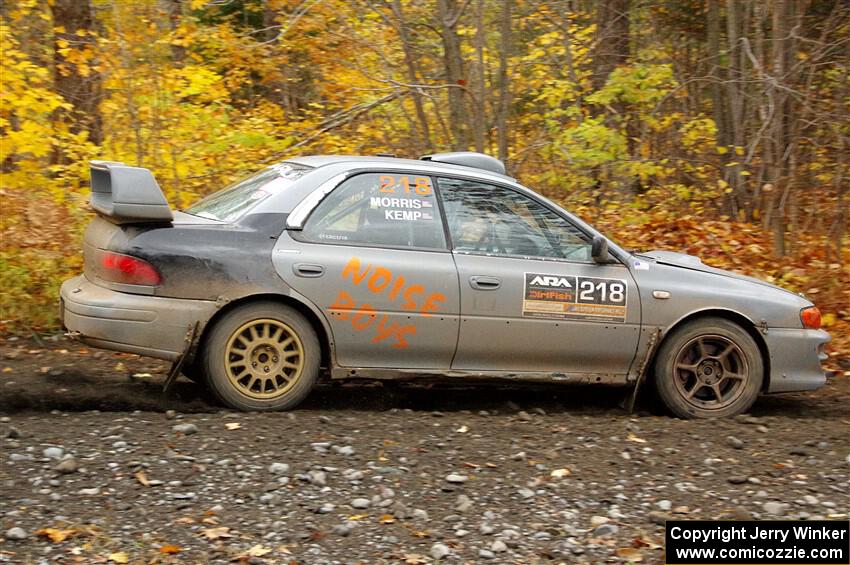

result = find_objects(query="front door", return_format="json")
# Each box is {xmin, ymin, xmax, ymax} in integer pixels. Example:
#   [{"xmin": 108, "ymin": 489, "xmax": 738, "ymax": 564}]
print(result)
[
  {"xmin": 274, "ymin": 172, "xmax": 460, "ymax": 369},
  {"xmin": 437, "ymin": 176, "xmax": 641, "ymax": 375}
]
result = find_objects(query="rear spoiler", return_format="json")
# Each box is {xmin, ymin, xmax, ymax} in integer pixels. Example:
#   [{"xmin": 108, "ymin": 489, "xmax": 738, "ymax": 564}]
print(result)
[{"xmin": 89, "ymin": 160, "xmax": 173, "ymax": 224}]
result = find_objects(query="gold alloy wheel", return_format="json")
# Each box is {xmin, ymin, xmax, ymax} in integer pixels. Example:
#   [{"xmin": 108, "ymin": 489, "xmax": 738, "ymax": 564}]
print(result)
[{"xmin": 224, "ymin": 318, "xmax": 305, "ymax": 399}]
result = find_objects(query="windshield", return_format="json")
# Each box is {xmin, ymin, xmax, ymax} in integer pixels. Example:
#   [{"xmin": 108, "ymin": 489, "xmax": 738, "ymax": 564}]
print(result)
[{"xmin": 185, "ymin": 162, "xmax": 312, "ymax": 221}]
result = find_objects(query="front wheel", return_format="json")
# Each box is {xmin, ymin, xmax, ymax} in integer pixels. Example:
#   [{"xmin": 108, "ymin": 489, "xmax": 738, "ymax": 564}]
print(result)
[
  {"xmin": 203, "ymin": 302, "xmax": 320, "ymax": 411},
  {"xmin": 654, "ymin": 317, "xmax": 763, "ymax": 419}
]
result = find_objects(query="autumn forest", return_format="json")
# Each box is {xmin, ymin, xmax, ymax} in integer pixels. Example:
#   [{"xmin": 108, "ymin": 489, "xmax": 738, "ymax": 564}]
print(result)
[{"xmin": 0, "ymin": 0, "xmax": 848, "ymax": 352}]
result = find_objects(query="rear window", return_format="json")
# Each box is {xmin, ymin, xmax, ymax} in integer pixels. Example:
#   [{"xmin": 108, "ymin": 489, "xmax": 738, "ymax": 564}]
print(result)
[{"xmin": 185, "ymin": 162, "xmax": 312, "ymax": 221}]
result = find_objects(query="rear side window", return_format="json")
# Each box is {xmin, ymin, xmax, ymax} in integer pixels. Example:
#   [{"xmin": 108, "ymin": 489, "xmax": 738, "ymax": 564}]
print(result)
[
  {"xmin": 438, "ymin": 177, "xmax": 593, "ymax": 261},
  {"xmin": 301, "ymin": 173, "xmax": 446, "ymax": 250},
  {"xmin": 186, "ymin": 162, "xmax": 312, "ymax": 221}
]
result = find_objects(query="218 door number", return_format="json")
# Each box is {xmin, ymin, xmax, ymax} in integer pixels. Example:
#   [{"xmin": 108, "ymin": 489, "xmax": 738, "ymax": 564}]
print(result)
[{"xmin": 577, "ymin": 278, "xmax": 626, "ymax": 305}]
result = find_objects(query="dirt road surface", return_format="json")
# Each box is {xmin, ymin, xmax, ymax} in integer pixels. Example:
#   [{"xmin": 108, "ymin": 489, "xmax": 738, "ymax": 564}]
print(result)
[{"xmin": 1, "ymin": 337, "xmax": 848, "ymax": 564}]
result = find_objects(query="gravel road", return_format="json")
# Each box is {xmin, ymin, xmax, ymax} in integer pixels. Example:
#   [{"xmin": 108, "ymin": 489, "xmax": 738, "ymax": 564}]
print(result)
[{"xmin": 1, "ymin": 337, "xmax": 848, "ymax": 564}]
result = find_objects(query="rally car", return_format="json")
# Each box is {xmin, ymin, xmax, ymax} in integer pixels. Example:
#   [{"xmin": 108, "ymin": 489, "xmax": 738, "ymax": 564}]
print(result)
[{"xmin": 59, "ymin": 152, "xmax": 830, "ymax": 418}]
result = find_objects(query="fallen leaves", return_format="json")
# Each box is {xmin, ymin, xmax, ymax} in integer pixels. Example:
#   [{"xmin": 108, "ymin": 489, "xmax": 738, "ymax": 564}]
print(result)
[
  {"xmin": 200, "ymin": 526, "xmax": 232, "ymax": 540},
  {"xmin": 234, "ymin": 544, "xmax": 272, "ymax": 559},
  {"xmin": 36, "ymin": 528, "xmax": 78, "ymax": 542},
  {"xmin": 108, "ymin": 552, "xmax": 129, "ymax": 564},
  {"xmin": 159, "ymin": 544, "xmax": 182, "ymax": 554},
  {"xmin": 550, "ymin": 468, "xmax": 571, "ymax": 478},
  {"xmin": 627, "ymin": 432, "xmax": 647, "ymax": 443},
  {"xmin": 615, "ymin": 547, "xmax": 644, "ymax": 562},
  {"xmin": 225, "ymin": 422, "xmax": 242, "ymax": 430},
  {"xmin": 135, "ymin": 470, "xmax": 150, "ymax": 487}
]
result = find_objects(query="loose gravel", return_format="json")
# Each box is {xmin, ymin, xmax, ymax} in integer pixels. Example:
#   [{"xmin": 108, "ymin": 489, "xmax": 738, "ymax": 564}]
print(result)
[{"xmin": 1, "ymin": 338, "xmax": 848, "ymax": 563}]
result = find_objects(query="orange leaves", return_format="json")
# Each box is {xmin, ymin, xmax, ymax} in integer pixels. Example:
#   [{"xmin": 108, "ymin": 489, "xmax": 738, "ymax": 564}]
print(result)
[{"xmin": 36, "ymin": 528, "xmax": 79, "ymax": 542}]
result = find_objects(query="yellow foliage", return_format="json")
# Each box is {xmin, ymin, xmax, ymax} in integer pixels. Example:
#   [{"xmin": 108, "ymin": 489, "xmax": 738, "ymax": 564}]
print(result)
[{"xmin": 0, "ymin": 0, "xmax": 847, "ymax": 350}]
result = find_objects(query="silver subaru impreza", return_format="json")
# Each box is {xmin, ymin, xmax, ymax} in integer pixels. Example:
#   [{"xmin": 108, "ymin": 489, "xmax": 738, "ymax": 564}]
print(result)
[{"xmin": 60, "ymin": 152, "xmax": 830, "ymax": 418}]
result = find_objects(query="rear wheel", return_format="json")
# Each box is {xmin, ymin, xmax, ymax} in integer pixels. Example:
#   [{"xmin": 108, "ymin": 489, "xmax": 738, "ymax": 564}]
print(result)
[
  {"xmin": 203, "ymin": 302, "xmax": 320, "ymax": 411},
  {"xmin": 654, "ymin": 317, "xmax": 763, "ymax": 419}
]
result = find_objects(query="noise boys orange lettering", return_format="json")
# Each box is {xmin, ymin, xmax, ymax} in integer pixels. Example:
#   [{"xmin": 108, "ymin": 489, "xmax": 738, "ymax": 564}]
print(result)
[{"xmin": 329, "ymin": 256, "xmax": 447, "ymax": 349}]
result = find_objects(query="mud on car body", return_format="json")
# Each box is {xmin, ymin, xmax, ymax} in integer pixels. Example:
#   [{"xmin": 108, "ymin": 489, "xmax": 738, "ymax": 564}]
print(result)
[{"xmin": 60, "ymin": 153, "xmax": 831, "ymax": 418}]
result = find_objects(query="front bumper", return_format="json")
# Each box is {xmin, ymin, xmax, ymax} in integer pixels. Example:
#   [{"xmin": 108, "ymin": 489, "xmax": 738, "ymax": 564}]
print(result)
[
  {"xmin": 764, "ymin": 327, "xmax": 831, "ymax": 393},
  {"xmin": 60, "ymin": 275, "xmax": 218, "ymax": 361}
]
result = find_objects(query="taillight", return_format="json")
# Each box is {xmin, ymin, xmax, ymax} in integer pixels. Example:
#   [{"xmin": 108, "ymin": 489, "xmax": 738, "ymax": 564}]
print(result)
[
  {"xmin": 99, "ymin": 251, "xmax": 162, "ymax": 286},
  {"xmin": 800, "ymin": 306, "xmax": 821, "ymax": 329}
]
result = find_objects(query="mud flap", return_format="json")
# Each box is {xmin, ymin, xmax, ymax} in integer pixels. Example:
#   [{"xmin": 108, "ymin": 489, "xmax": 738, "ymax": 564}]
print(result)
[
  {"xmin": 623, "ymin": 328, "xmax": 662, "ymax": 413},
  {"xmin": 162, "ymin": 322, "xmax": 199, "ymax": 394}
]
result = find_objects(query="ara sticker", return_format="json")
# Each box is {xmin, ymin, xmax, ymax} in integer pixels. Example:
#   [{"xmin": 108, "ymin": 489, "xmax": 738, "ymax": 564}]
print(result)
[
  {"xmin": 633, "ymin": 259, "xmax": 650, "ymax": 271},
  {"xmin": 523, "ymin": 272, "xmax": 627, "ymax": 322}
]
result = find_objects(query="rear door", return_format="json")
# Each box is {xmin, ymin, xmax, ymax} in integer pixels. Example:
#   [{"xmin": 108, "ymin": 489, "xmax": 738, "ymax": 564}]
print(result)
[
  {"xmin": 274, "ymin": 172, "xmax": 460, "ymax": 369},
  {"xmin": 437, "ymin": 176, "xmax": 641, "ymax": 375}
]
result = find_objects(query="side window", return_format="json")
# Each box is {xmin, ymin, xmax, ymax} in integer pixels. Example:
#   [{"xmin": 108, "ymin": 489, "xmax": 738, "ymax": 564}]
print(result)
[
  {"xmin": 437, "ymin": 177, "xmax": 592, "ymax": 261},
  {"xmin": 301, "ymin": 173, "xmax": 446, "ymax": 250}
]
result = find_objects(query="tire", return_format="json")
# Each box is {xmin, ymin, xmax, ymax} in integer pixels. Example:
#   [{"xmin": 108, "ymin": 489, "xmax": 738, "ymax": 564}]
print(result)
[
  {"xmin": 203, "ymin": 301, "xmax": 320, "ymax": 411},
  {"xmin": 653, "ymin": 317, "xmax": 763, "ymax": 419}
]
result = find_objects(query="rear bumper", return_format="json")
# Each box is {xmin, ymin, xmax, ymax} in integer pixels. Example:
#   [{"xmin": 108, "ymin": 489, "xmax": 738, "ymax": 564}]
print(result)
[
  {"xmin": 60, "ymin": 275, "xmax": 218, "ymax": 361},
  {"xmin": 764, "ymin": 327, "xmax": 831, "ymax": 393}
]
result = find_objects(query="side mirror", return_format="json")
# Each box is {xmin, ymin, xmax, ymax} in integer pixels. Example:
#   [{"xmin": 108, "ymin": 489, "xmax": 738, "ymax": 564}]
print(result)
[{"xmin": 591, "ymin": 235, "xmax": 609, "ymax": 263}]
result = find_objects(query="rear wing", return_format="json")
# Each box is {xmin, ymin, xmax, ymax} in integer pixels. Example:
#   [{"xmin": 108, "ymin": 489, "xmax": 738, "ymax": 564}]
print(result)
[{"xmin": 89, "ymin": 160, "xmax": 173, "ymax": 224}]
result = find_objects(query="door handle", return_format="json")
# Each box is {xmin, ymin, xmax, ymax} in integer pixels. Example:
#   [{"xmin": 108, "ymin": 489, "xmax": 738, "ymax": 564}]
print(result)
[
  {"xmin": 293, "ymin": 263, "xmax": 325, "ymax": 278},
  {"xmin": 469, "ymin": 275, "xmax": 501, "ymax": 290}
]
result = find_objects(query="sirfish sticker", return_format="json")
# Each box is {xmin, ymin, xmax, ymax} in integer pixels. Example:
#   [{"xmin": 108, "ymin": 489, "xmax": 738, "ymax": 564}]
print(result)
[{"xmin": 523, "ymin": 272, "xmax": 627, "ymax": 322}]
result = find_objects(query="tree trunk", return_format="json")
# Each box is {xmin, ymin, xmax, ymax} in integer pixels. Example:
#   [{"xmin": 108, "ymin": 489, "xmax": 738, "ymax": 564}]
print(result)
[
  {"xmin": 724, "ymin": 0, "xmax": 747, "ymax": 217},
  {"xmin": 767, "ymin": 0, "xmax": 800, "ymax": 257},
  {"xmin": 391, "ymin": 0, "xmax": 433, "ymax": 154},
  {"xmin": 707, "ymin": 0, "xmax": 728, "ymax": 148},
  {"xmin": 52, "ymin": 0, "xmax": 102, "ymax": 146},
  {"xmin": 592, "ymin": 0, "xmax": 630, "ymax": 90},
  {"xmin": 161, "ymin": 0, "xmax": 185, "ymax": 63},
  {"xmin": 436, "ymin": 0, "xmax": 469, "ymax": 150},
  {"xmin": 471, "ymin": 0, "xmax": 486, "ymax": 153},
  {"xmin": 496, "ymin": 0, "xmax": 512, "ymax": 165}
]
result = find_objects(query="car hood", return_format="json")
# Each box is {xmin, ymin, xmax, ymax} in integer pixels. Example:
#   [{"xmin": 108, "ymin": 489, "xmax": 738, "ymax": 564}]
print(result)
[{"xmin": 638, "ymin": 250, "xmax": 799, "ymax": 296}]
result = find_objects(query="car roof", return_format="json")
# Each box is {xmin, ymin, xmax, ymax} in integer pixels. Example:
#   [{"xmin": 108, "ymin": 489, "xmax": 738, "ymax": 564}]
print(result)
[{"xmin": 286, "ymin": 154, "xmax": 516, "ymax": 182}]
